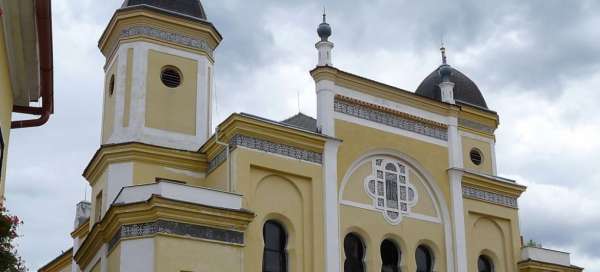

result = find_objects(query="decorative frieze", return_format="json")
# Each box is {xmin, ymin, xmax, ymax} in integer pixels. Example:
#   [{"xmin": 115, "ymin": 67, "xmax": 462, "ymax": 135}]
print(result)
[
  {"xmin": 207, "ymin": 148, "xmax": 227, "ymax": 173},
  {"xmin": 230, "ymin": 134, "xmax": 323, "ymax": 164},
  {"xmin": 109, "ymin": 220, "xmax": 244, "ymax": 250},
  {"xmin": 458, "ymin": 118, "xmax": 495, "ymax": 134},
  {"xmin": 120, "ymin": 26, "xmax": 212, "ymax": 55},
  {"xmin": 462, "ymin": 186, "xmax": 518, "ymax": 208},
  {"xmin": 334, "ymin": 97, "xmax": 448, "ymax": 141}
]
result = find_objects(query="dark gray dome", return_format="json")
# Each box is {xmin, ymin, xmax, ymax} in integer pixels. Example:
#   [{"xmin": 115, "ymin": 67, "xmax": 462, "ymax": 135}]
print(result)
[
  {"xmin": 122, "ymin": 0, "xmax": 207, "ymax": 20},
  {"xmin": 415, "ymin": 66, "xmax": 488, "ymax": 109}
]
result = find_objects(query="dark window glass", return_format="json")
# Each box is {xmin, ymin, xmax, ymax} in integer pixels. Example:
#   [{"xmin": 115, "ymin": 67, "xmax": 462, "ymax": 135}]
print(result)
[
  {"xmin": 478, "ymin": 255, "xmax": 493, "ymax": 272},
  {"xmin": 381, "ymin": 239, "xmax": 400, "ymax": 272},
  {"xmin": 415, "ymin": 245, "xmax": 433, "ymax": 272},
  {"xmin": 344, "ymin": 233, "xmax": 365, "ymax": 272},
  {"xmin": 263, "ymin": 221, "xmax": 287, "ymax": 272},
  {"xmin": 470, "ymin": 148, "xmax": 483, "ymax": 165}
]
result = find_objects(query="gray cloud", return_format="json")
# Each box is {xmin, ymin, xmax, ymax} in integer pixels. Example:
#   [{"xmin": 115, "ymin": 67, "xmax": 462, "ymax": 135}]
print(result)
[{"xmin": 4, "ymin": 0, "xmax": 599, "ymax": 270}]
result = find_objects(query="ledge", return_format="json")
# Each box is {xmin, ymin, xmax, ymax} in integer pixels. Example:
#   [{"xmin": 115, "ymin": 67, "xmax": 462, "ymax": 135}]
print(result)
[{"xmin": 114, "ymin": 180, "xmax": 242, "ymax": 210}]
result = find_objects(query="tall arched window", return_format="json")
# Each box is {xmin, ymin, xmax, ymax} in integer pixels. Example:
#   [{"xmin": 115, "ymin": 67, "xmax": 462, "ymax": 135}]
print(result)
[
  {"xmin": 263, "ymin": 221, "xmax": 287, "ymax": 272},
  {"xmin": 478, "ymin": 255, "xmax": 493, "ymax": 272},
  {"xmin": 415, "ymin": 245, "xmax": 433, "ymax": 272},
  {"xmin": 380, "ymin": 239, "xmax": 400, "ymax": 272},
  {"xmin": 344, "ymin": 233, "xmax": 365, "ymax": 272}
]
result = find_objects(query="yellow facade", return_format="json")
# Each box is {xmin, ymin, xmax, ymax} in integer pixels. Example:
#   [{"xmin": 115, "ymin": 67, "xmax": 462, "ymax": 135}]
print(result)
[{"xmin": 40, "ymin": 1, "xmax": 583, "ymax": 272}]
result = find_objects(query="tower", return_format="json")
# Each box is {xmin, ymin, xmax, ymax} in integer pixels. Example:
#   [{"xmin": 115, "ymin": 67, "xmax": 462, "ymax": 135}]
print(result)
[{"xmin": 98, "ymin": 0, "xmax": 221, "ymax": 151}]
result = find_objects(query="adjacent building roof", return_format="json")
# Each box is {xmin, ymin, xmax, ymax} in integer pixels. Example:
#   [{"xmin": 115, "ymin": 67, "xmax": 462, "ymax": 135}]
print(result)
[
  {"xmin": 415, "ymin": 66, "xmax": 488, "ymax": 109},
  {"xmin": 121, "ymin": 0, "xmax": 207, "ymax": 20},
  {"xmin": 281, "ymin": 113, "xmax": 318, "ymax": 133}
]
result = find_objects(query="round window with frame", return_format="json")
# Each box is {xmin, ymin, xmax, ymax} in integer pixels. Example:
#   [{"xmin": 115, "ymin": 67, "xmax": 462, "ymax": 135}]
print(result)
[
  {"xmin": 365, "ymin": 158, "xmax": 418, "ymax": 224},
  {"xmin": 470, "ymin": 148, "xmax": 484, "ymax": 166},
  {"xmin": 160, "ymin": 66, "xmax": 183, "ymax": 88}
]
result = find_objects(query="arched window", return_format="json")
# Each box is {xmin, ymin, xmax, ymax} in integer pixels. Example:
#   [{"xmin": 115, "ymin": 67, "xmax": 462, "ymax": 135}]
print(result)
[
  {"xmin": 263, "ymin": 221, "xmax": 287, "ymax": 272},
  {"xmin": 380, "ymin": 239, "xmax": 400, "ymax": 272},
  {"xmin": 478, "ymin": 255, "xmax": 493, "ymax": 272},
  {"xmin": 415, "ymin": 245, "xmax": 433, "ymax": 272},
  {"xmin": 344, "ymin": 233, "xmax": 365, "ymax": 272}
]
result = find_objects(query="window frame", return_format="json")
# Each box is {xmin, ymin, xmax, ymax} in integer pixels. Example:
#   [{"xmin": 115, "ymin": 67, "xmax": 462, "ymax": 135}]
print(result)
[
  {"xmin": 477, "ymin": 255, "xmax": 494, "ymax": 272},
  {"xmin": 344, "ymin": 233, "xmax": 366, "ymax": 272},
  {"xmin": 262, "ymin": 220, "xmax": 288, "ymax": 272},
  {"xmin": 380, "ymin": 239, "xmax": 401, "ymax": 272},
  {"xmin": 415, "ymin": 245, "xmax": 433, "ymax": 272}
]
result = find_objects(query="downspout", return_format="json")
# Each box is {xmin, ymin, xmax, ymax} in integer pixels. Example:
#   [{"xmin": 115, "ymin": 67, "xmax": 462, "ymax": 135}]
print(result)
[
  {"xmin": 11, "ymin": 0, "xmax": 54, "ymax": 129},
  {"xmin": 214, "ymin": 126, "xmax": 232, "ymax": 192}
]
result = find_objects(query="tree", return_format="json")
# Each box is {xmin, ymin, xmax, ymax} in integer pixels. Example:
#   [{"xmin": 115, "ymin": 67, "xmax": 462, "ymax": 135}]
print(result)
[{"xmin": 0, "ymin": 204, "xmax": 26, "ymax": 272}]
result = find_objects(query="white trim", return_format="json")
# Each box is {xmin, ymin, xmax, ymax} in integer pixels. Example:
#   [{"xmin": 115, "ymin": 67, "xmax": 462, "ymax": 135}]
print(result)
[
  {"xmin": 333, "ymin": 85, "xmax": 449, "ymax": 125},
  {"xmin": 162, "ymin": 166, "xmax": 206, "ymax": 178},
  {"xmin": 339, "ymin": 200, "xmax": 442, "ymax": 224},
  {"xmin": 337, "ymin": 149, "xmax": 455, "ymax": 272},
  {"xmin": 316, "ymin": 80, "xmax": 336, "ymax": 136},
  {"xmin": 104, "ymin": 162, "xmax": 134, "ymax": 216},
  {"xmin": 82, "ymin": 244, "xmax": 107, "ymax": 272},
  {"xmin": 120, "ymin": 238, "xmax": 155, "ymax": 272},
  {"xmin": 448, "ymin": 117, "xmax": 467, "ymax": 272},
  {"xmin": 334, "ymin": 112, "xmax": 448, "ymax": 147},
  {"xmin": 114, "ymin": 180, "xmax": 243, "ymax": 210},
  {"xmin": 105, "ymin": 41, "xmax": 212, "ymax": 151},
  {"xmin": 323, "ymin": 140, "xmax": 341, "ymax": 272}
]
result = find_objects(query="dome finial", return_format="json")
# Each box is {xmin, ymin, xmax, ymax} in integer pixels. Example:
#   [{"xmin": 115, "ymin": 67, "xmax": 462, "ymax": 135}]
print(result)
[
  {"xmin": 317, "ymin": 8, "xmax": 332, "ymax": 41},
  {"xmin": 440, "ymin": 42, "xmax": 447, "ymax": 65}
]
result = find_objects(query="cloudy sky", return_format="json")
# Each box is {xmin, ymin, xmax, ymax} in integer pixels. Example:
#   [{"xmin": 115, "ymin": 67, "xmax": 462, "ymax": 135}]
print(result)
[{"xmin": 5, "ymin": 0, "xmax": 600, "ymax": 270}]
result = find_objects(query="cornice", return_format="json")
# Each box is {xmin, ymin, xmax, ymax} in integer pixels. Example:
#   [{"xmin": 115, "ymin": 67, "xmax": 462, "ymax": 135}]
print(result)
[
  {"xmin": 201, "ymin": 113, "xmax": 332, "ymax": 161},
  {"xmin": 70, "ymin": 219, "xmax": 90, "ymax": 239},
  {"xmin": 83, "ymin": 142, "xmax": 207, "ymax": 185},
  {"xmin": 38, "ymin": 248, "xmax": 73, "ymax": 272},
  {"xmin": 74, "ymin": 196, "xmax": 254, "ymax": 268},
  {"xmin": 456, "ymin": 168, "xmax": 526, "ymax": 198},
  {"xmin": 310, "ymin": 66, "xmax": 458, "ymax": 117}
]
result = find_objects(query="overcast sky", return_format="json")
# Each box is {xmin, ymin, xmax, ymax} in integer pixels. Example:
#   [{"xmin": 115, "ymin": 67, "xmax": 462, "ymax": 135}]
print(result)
[{"xmin": 5, "ymin": 0, "xmax": 600, "ymax": 270}]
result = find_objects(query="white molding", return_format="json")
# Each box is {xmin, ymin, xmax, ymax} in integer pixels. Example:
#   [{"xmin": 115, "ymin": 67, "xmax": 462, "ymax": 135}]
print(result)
[
  {"xmin": 337, "ymin": 149, "xmax": 455, "ymax": 272},
  {"xmin": 113, "ymin": 180, "xmax": 243, "ymax": 210},
  {"xmin": 339, "ymin": 200, "xmax": 442, "ymax": 224},
  {"xmin": 323, "ymin": 140, "xmax": 341, "ymax": 272},
  {"xmin": 334, "ymin": 112, "xmax": 448, "ymax": 147},
  {"xmin": 447, "ymin": 118, "xmax": 467, "ymax": 272},
  {"xmin": 82, "ymin": 244, "xmax": 107, "ymax": 272},
  {"xmin": 105, "ymin": 41, "xmax": 213, "ymax": 151},
  {"xmin": 104, "ymin": 162, "xmax": 134, "ymax": 216},
  {"xmin": 334, "ymin": 85, "xmax": 449, "ymax": 125},
  {"xmin": 120, "ymin": 238, "xmax": 155, "ymax": 272}
]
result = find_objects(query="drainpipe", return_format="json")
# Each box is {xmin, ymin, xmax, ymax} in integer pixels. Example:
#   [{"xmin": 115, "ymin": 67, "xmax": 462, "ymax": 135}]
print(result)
[
  {"xmin": 11, "ymin": 0, "xmax": 54, "ymax": 129},
  {"xmin": 214, "ymin": 126, "xmax": 232, "ymax": 192}
]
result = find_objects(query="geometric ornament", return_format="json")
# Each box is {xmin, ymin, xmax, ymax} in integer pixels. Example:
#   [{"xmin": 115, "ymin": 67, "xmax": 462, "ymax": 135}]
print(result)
[{"xmin": 364, "ymin": 158, "xmax": 418, "ymax": 225}]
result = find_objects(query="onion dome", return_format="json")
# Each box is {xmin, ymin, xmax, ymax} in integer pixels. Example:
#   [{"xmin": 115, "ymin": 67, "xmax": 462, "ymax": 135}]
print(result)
[
  {"xmin": 317, "ymin": 13, "xmax": 332, "ymax": 41},
  {"xmin": 415, "ymin": 66, "xmax": 488, "ymax": 109},
  {"xmin": 122, "ymin": 0, "xmax": 207, "ymax": 20}
]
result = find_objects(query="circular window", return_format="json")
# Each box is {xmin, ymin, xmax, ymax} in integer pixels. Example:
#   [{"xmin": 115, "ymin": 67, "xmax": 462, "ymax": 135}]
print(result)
[
  {"xmin": 160, "ymin": 66, "xmax": 182, "ymax": 88},
  {"xmin": 470, "ymin": 148, "xmax": 483, "ymax": 165},
  {"xmin": 108, "ymin": 75, "xmax": 115, "ymax": 96}
]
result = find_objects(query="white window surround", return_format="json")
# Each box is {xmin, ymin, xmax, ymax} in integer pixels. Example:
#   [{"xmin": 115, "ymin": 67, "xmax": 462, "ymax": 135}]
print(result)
[{"xmin": 364, "ymin": 158, "xmax": 418, "ymax": 225}]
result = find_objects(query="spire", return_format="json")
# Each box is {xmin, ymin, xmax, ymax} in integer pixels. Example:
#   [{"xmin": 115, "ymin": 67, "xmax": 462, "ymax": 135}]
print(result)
[
  {"xmin": 440, "ymin": 43, "xmax": 447, "ymax": 65},
  {"xmin": 437, "ymin": 44, "xmax": 455, "ymax": 104}
]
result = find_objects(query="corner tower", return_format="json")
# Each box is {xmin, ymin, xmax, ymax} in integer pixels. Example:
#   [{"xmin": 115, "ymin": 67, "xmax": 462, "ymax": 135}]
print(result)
[{"xmin": 98, "ymin": 0, "xmax": 221, "ymax": 151}]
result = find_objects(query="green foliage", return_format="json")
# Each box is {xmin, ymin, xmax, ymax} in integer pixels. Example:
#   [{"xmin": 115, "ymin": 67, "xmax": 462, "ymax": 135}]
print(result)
[{"xmin": 0, "ymin": 204, "xmax": 26, "ymax": 272}]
